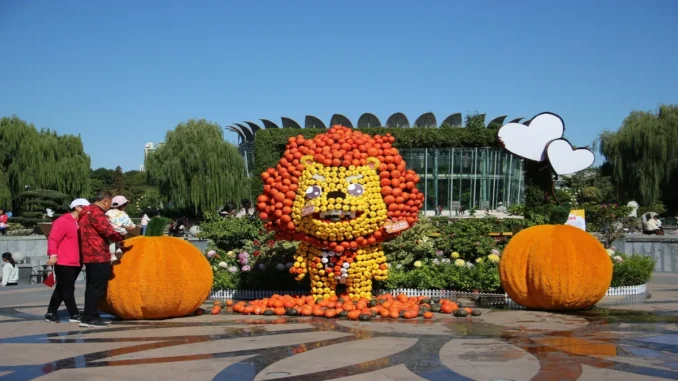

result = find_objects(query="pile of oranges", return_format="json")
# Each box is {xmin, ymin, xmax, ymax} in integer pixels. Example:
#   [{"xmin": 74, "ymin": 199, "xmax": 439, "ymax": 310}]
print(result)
[{"xmin": 224, "ymin": 293, "xmax": 478, "ymax": 320}]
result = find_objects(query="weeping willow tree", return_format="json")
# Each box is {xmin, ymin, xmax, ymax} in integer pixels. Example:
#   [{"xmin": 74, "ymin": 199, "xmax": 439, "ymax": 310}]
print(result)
[
  {"xmin": 0, "ymin": 116, "xmax": 91, "ymax": 209},
  {"xmin": 598, "ymin": 104, "xmax": 678, "ymax": 209},
  {"xmin": 145, "ymin": 119, "xmax": 248, "ymax": 215}
]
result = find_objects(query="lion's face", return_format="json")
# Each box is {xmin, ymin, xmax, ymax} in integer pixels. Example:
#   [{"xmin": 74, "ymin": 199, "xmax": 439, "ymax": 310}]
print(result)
[{"xmin": 292, "ymin": 155, "xmax": 387, "ymax": 241}]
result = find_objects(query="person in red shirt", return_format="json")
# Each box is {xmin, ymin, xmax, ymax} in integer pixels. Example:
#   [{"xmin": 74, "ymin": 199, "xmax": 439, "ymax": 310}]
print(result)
[
  {"xmin": 78, "ymin": 191, "xmax": 130, "ymax": 328},
  {"xmin": 0, "ymin": 208, "xmax": 8, "ymax": 235},
  {"xmin": 44, "ymin": 198, "xmax": 90, "ymax": 324}
]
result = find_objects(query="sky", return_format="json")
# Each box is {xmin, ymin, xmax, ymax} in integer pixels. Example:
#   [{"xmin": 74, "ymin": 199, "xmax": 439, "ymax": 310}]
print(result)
[{"xmin": 1, "ymin": 0, "xmax": 676, "ymax": 171}]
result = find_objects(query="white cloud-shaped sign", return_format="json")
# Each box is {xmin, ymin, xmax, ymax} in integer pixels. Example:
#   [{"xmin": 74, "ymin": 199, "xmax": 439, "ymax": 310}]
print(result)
[
  {"xmin": 546, "ymin": 139, "xmax": 595, "ymax": 175},
  {"xmin": 497, "ymin": 113, "xmax": 564, "ymax": 162}
]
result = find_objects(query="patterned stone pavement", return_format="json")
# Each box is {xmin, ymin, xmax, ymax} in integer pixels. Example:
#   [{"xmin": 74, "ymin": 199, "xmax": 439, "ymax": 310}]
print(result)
[{"xmin": 0, "ymin": 275, "xmax": 676, "ymax": 381}]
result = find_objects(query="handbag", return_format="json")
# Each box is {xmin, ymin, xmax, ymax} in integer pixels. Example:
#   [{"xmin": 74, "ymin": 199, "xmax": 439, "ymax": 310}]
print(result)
[{"xmin": 43, "ymin": 270, "xmax": 56, "ymax": 287}]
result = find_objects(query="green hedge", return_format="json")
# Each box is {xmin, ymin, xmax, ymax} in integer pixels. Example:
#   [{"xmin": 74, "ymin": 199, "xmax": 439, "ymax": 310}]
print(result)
[{"xmin": 253, "ymin": 126, "xmax": 499, "ymax": 192}]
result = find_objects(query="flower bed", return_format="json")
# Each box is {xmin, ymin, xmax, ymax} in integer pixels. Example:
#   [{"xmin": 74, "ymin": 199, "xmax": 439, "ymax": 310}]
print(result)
[{"xmin": 201, "ymin": 215, "xmax": 656, "ymax": 300}]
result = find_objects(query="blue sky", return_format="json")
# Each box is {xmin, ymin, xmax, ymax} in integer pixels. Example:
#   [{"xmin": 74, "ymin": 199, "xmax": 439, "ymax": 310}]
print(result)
[{"xmin": 1, "ymin": 1, "xmax": 676, "ymax": 171}]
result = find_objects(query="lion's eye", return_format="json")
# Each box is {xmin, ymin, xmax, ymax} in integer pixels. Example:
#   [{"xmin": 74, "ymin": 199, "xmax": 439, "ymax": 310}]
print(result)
[
  {"xmin": 347, "ymin": 183, "xmax": 364, "ymax": 196},
  {"xmin": 306, "ymin": 185, "xmax": 322, "ymax": 199}
]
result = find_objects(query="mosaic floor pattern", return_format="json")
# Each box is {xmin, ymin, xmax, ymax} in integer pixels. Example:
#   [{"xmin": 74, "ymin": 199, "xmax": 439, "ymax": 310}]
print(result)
[{"xmin": 0, "ymin": 301, "xmax": 677, "ymax": 381}]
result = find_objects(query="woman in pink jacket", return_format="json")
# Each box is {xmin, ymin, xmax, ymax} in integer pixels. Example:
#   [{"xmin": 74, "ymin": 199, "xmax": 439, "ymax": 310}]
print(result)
[{"xmin": 44, "ymin": 198, "xmax": 90, "ymax": 324}]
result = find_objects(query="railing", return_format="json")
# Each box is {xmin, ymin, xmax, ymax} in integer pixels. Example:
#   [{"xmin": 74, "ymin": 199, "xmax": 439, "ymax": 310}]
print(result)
[{"xmin": 208, "ymin": 284, "xmax": 648, "ymax": 307}]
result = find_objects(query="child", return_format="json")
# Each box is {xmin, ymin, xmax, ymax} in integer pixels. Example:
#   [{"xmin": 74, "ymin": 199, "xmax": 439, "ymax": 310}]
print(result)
[
  {"xmin": 2, "ymin": 252, "xmax": 19, "ymax": 286},
  {"xmin": 106, "ymin": 196, "xmax": 136, "ymax": 262}
]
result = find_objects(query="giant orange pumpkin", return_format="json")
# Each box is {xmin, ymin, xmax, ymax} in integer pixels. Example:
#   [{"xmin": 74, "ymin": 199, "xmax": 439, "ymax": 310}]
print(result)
[
  {"xmin": 499, "ymin": 225, "xmax": 612, "ymax": 311},
  {"xmin": 100, "ymin": 236, "xmax": 213, "ymax": 319}
]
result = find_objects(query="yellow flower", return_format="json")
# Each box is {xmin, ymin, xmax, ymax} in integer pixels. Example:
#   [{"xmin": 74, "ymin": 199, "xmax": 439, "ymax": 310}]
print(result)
[
  {"xmin": 414, "ymin": 261, "xmax": 422, "ymax": 268},
  {"xmin": 476, "ymin": 257, "xmax": 484, "ymax": 264},
  {"xmin": 487, "ymin": 254, "xmax": 500, "ymax": 263},
  {"xmin": 454, "ymin": 259, "xmax": 465, "ymax": 267},
  {"xmin": 451, "ymin": 252, "xmax": 460, "ymax": 259}
]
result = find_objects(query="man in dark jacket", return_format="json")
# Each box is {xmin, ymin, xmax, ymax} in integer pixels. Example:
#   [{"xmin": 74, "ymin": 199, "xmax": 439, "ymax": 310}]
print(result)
[{"xmin": 79, "ymin": 191, "xmax": 127, "ymax": 327}]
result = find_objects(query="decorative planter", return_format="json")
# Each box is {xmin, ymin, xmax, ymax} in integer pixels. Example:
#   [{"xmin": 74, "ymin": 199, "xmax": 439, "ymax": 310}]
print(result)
[
  {"xmin": 209, "ymin": 284, "xmax": 648, "ymax": 308},
  {"xmin": 37, "ymin": 222, "xmax": 52, "ymax": 238}
]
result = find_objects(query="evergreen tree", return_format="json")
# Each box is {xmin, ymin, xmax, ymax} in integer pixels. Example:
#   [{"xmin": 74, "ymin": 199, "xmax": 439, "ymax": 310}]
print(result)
[
  {"xmin": 111, "ymin": 166, "xmax": 126, "ymax": 195},
  {"xmin": 12, "ymin": 189, "xmax": 69, "ymax": 228},
  {"xmin": 145, "ymin": 119, "xmax": 248, "ymax": 215}
]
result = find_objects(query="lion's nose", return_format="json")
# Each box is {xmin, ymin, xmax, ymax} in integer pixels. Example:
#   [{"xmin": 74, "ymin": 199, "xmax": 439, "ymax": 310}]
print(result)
[{"xmin": 327, "ymin": 191, "xmax": 346, "ymax": 200}]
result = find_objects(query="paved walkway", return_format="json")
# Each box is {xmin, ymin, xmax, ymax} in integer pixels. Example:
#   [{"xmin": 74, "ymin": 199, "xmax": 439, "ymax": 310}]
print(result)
[{"xmin": 0, "ymin": 275, "xmax": 676, "ymax": 380}]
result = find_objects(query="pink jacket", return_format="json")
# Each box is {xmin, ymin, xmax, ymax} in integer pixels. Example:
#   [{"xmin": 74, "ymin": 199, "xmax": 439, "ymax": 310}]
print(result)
[{"xmin": 47, "ymin": 213, "xmax": 81, "ymax": 267}]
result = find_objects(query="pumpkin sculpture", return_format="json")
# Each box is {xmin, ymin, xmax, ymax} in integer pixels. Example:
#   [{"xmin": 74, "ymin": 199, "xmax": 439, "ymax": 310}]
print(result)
[
  {"xmin": 258, "ymin": 126, "xmax": 423, "ymax": 301},
  {"xmin": 101, "ymin": 236, "xmax": 213, "ymax": 319},
  {"xmin": 499, "ymin": 224, "xmax": 612, "ymax": 310}
]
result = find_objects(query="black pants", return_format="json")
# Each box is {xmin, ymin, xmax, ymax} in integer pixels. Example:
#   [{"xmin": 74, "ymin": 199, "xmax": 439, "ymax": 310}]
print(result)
[
  {"xmin": 47, "ymin": 265, "xmax": 81, "ymax": 317},
  {"xmin": 83, "ymin": 262, "xmax": 112, "ymax": 320}
]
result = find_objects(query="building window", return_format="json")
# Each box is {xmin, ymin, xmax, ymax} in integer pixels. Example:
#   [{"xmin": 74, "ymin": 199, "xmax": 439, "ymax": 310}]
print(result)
[{"xmin": 401, "ymin": 148, "xmax": 524, "ymax": 215}]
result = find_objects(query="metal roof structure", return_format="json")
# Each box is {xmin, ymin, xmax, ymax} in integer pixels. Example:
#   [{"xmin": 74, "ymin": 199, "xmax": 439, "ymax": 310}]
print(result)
[{"xmin": 226, "ymin": 112, "xmax": 520, "ymax": 143}]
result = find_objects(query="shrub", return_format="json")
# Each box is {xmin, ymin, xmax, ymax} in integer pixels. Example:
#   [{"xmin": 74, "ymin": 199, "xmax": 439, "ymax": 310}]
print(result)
[
  {"xmin": 199, "ymin": 213, "xmax": 264, "ymax": 252},
  {"xmin": 584, "ymin": 204, "xmax": 633, "ymax": 233},
  {"xmin": 11, "ymin": 189, "xmax": 69, "ymax": 228},
  {"xmin": 145, "ymin": 217, "xmax": 171, "ymax": 236},
  {"xmin": 609, "ymin": 252, "xmax": 655, "ymax": 287},
  {"xmin": 381, "ymin": 218, "xmax": 439, "ymax": 268},
  {"xmin": 507, "ymin": 204, "xmax": 525, "ymax": 216},
  {"xmin": 434, "ymin": 218, "xmax": 501, "ymax": 261},
  {"xmin": 378, "ymin": 259, "xmax": 501, "ymax": 292},
  {"xmin": 638, "ymin": 202, "xmax": 666, "ymax": 217}
]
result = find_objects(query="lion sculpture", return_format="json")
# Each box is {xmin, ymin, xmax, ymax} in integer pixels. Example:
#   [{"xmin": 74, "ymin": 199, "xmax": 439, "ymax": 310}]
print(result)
[{"xmin": 257, "ymin": 126, "xmax": 423, "ymax": 300}]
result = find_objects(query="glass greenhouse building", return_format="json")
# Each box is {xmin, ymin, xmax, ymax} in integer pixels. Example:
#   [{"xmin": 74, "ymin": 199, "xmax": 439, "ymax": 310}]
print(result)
[
  {"xmin": 228, "ymin": 112, "xmax": 525, "ymax": 215},
  {"xmin": 400, "ymin": 148, "xmax": 524, "ymax": 214}
]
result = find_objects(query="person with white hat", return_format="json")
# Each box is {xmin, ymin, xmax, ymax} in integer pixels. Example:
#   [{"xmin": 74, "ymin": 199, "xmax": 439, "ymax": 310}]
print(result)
[
  {"xmin": 44, "ymin": 198, "xmax": 90, "ymax": 324},
  {"xmin": 105, "ymin": 195, "xmax": 136, "ymax": 262}
]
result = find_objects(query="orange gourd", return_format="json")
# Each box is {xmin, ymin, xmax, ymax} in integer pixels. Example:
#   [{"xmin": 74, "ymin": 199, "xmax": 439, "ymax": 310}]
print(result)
[
  {"xmin": 100, "ymin": 236, "xmax": 213, "ymax": 320},
  {"xmin": 499, "ymin": 225, "xmax": 612, "ymax": 311}
]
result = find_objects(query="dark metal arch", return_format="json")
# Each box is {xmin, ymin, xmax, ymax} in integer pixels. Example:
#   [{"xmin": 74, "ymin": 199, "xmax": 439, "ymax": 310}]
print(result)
[
  {"xmin": 441, "ymin": 113, "xmax": 462, "ymax": 127},
  {"xmin": 329, "ymin": 114, "xmax": 353, "ymax": 128},
  {"xmin": 245, "ymin": 121, "xmax": 261, "ymax": 136},
  {"xmin": 508, "ymin": 117, "xmax": 524, "ymax": 123},
  {"xmin": 235, "ymin": 123, "xmax": 255, "ymax": 141},
  {"xmin": 281, "ymin": 117, "xmax": 301, "ymax": 129},
  {"xmin": 487, "ymin": 115, "xmax": 507, "ymax": 127},
  {"xmin": 386, "ymin": 112, "xmax": 410, "ymax": 128},
  {"xmin": 524, "ymin": 118, "xmax": 534, "ymax": 126},
  {"xmin": 414, "ymin": 112, "xmax": 437, "ymax": 128},
  {"xmin": 261, "ymin": 119, "xmax": 279, "ymax": 129},
  {"xmin": 305, "ymin": 115, "xmax": 326, "ymax": 129},
  {"xmin": 357, "ymin": 113, "xmax": 381, "ymax": 128},
  {"xmin": 226, "ymin": 126, "xmax": 246, "ymax": 143}
]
